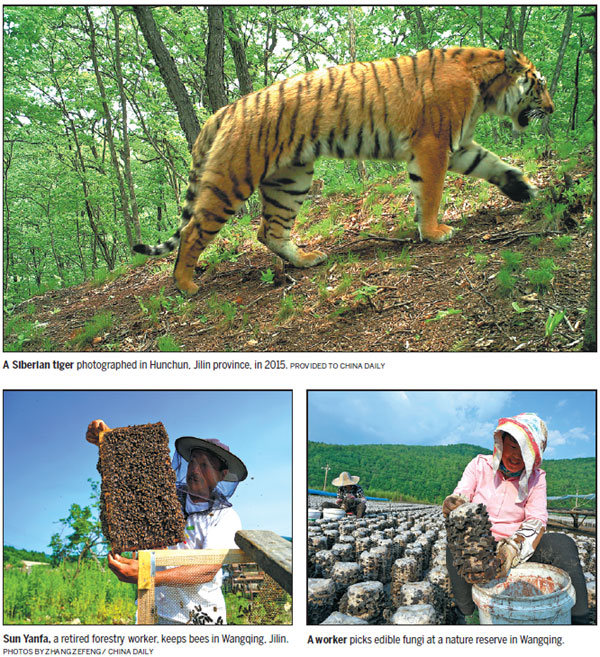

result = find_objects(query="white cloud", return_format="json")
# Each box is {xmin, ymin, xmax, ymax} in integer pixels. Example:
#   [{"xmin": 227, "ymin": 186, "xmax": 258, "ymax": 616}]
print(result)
[
  {"xmin": 548, "ymin": 426, "xmax": 590, "ymax": 452},
  {"xmin": 309, "ymin": 391, "xmax": 514, "ymax": 447}
]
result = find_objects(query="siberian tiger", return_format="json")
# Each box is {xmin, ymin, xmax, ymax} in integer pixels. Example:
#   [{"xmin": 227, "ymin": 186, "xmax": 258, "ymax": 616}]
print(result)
[{"xmin": 134, "ymin": 47, "xmax": 554, "ymax": 294}]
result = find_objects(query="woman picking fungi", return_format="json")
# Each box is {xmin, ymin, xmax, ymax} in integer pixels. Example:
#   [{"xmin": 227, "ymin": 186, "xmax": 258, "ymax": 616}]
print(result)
[
  {"xmin": 442, "ymin": 413, "xmax": 589, "ymax": 624},
  {"xmin": 322, "ymin": 471, "xmax": 367, "ymax": 518}
]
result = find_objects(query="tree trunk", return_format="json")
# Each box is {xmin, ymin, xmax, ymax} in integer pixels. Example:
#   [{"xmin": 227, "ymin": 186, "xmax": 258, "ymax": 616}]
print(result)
[
  {"xmin": 263, "ymin": 20, "xmax": 278, "ymax": 87},
  {"xmin": 499, "ymin": 6, "xmax": 514, "ymax": 48},
  {"xmin": 516, "ymin": 6, "xmax": 527, "ymax": 52},
  {"xmin": 85, "ymin": 7, "xmax": 135, "ymax": 251},
  {"xmin": 411, "ymin": 7, "xmax": 428, "ymax": 50},
  {"xmin": 112, "ymin": 6, "xmax": 142, "ymax": 243},
  {"xmin": 348, "ymin": 7, "xmax": 367, "ymax": 182},
  {"xmin": 3, "ymin": 140, "xmax": 13, "ymax": 295},
  {"xmin": 582, "ymin": 207, "xmax": 597, "ymax": 351},
  {"xmin": 133, "ymin": 6, "xmax": 200, "ymax": 149},
  {"xmin": 541, "ymin": 6, "xmax": 573, "ymax": 134},
  {"xmin": 570, "ymin": 48, "xmax": 581, "ymax": 130},
  {"xmin": 225, "ymin": 8, "xmax": 253, "ymax": 96},
  {"xmin": 48, "ymin": 36, "xmax": 113, "ymax": 272},
  {"xmin": 205, "ymin": 6, "xmax": 229, "ymax": 112},
  {"xmin": 478, "ymin": 8, "xmax": 485, "ymax": 46}
]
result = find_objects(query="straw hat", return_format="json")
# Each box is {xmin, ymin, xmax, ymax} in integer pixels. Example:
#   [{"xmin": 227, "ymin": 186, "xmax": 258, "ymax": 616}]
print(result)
[
  {"xmin": 331, "ymin": 471, "xmax": 360, "ymax": 486},
  {"xmin": 175, "ymin": 437, "xmax": 248, "ymax": 482}
]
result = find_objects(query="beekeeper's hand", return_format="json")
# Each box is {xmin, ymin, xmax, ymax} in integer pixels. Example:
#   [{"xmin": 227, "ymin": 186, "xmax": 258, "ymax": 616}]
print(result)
[
  {"xmin": 496, "ymin": 538, "xmax": 521, "ymax": 578},
  {"xmin": 442, "ymin": 494, "xmax": 467, "ymax": 517},
  {"xmin": 86, "ymin": 419, "xmax": 112, "ymax": 446},
  {"xmin": 108, "ymin": 552, "xmax": 138, "ymax": 583}
]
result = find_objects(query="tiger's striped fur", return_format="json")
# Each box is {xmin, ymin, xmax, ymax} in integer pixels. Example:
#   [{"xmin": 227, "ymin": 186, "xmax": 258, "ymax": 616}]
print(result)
[{"xmin": 134, "ymin": 47, "xmax": 554, "ymax": 294}]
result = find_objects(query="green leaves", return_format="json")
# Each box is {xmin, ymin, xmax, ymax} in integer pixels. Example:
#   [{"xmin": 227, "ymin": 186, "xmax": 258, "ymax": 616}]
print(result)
[{"xmin": 3, "ymin": 6, "xmax": 595, "ymax": 308}]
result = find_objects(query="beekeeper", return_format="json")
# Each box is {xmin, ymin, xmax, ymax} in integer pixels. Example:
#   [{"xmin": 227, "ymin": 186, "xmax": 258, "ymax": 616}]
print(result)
[
  {"xmin": 442, "ymin": 413, "xmax": 589, "ymax": 624},
  {"xmin": 86, "ymin": 420, "xmax": 248, "ymax": 624},
  {"xmin": 322, "ymin": 471, "xmax": 366, "ymax": 518}
]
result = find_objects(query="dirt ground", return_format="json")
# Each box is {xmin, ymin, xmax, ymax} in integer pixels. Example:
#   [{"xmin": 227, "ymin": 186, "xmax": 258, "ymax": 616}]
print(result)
[{"xmin": 8, "ymin": 168, "xmax": 594, "ymax": 353}]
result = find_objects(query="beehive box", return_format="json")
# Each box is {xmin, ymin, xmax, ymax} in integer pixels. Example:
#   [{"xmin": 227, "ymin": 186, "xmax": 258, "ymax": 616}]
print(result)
[
  {"xmin": 98, "ymin": 422, "xmax": 186, "ymax": 552},
  {"xmin": 137, "ymin": 530, "xmax": 292, "ymax": 625}
]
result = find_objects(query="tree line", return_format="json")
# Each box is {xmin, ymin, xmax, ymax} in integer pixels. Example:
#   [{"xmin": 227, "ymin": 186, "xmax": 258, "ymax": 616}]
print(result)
[
  {"xmin": 4, "ymin": 6, "xmax": 595, "ymax": 306},
  {"xmin": 308, "ymin": 441, "xmax": 596, "ymax": 505}
]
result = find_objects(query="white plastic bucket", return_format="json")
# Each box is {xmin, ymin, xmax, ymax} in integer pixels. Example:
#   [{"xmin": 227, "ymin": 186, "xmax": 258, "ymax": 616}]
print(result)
[
  {"xmin": 322, "ymin": 508, "xmax": 346, "ymax": 520},
  {"xmin": 308, "ymin": 509, "xmax": 321, "ymax": 521},
  {"xmin": 472, "ymin": 563, "xmax": 575, "ymax": 624}
]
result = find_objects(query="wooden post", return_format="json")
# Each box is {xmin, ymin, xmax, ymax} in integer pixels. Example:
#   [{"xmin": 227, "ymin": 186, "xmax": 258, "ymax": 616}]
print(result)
[
  {"xmin": 235, "ymin": 530, "xmax": 292, "ymax": 595},
  {"xmin": 137, "ymin": 550, "xmax": 156, "ymax": 624}
]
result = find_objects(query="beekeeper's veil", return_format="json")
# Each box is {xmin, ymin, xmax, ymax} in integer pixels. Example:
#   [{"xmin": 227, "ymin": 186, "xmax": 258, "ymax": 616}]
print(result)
[
  {"xmin": 172, "ymin": 437, "xmax": 248, "ymax": 513},
  {"xmin": 492, "ymin": 413, "xmax": 548, "ymax": 503}
]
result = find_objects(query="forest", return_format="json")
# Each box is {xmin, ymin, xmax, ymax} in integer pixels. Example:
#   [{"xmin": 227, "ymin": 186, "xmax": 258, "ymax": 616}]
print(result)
[
  {"xmin": 307, "ymin": 441, "xmax": 596, "ymax": 504},
  {"xmin": 3, "ymin": 6, "xmax": 595, "ymax": 352}
]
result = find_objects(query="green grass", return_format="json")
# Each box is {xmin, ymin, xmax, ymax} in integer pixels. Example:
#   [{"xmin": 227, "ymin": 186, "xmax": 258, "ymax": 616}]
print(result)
[
  {"xmin": 552, "ymin": 235, "xmax": 573, "ymax": 252},
  {"xmin": 157, "ymin": 335, "xmax": 182, "ymax": 352},
  {"xmin": 3, "ymin": 315, "xmax": 55, "ymax": 351},
  {"xmin": 525, "ymin": 258, "xmax": 557, "ymax": 294},
  {"xmin": 277, "ymin": 294, "xmax": 302, "ymax": 322},
  {"xmin": 495, "ymin": 269, "xmax": 517, "ymax": 296},
  {"xmin": 500, "ymin": 249, "xmax": 523, "ymax": 272},
  {"xmin": 3, "ymin": 560, "xmax": 136, "ymax": 624},
  {"xmin": 137, "ymin": 287, "xmax": 174, "ymax": 324},
  {"xmin": 92, "ymin": 265, "xmax": 128, "ymax": 287},
  {"xmin": 473, "ymin": 253, "xmax": 489, "ymax": 270},
  {"xmin": 67, "ymin": 312, "xmax": 114, "ymax": 348}
]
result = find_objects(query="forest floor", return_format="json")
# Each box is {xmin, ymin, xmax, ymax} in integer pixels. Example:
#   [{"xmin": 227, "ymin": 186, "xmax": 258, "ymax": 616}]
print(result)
[{"xmin": 6, "ymin": 156, "xmax": 594, "ymax": 353}]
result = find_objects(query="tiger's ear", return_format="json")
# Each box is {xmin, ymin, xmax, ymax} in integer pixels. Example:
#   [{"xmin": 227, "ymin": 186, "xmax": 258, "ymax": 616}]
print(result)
[{"xmin": 504, "ymin": 48, "xmax": 527, "ymax": 75}]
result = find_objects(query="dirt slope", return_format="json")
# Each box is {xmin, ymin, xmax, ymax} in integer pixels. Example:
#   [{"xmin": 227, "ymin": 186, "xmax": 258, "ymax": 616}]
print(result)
[{"xmin": 7, "ymin": 167, "xmax": 594, "ymax": 353}]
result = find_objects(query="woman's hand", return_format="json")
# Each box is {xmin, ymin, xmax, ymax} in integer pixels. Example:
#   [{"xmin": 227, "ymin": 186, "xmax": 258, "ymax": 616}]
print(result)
[
  {"xmin": 108, "ymin": 552, "xmax": 138, "ymax": 584},
  {"xmin": 442, "ymin": 494, "xmax": 467, "ymax": 517},
  {"xmin": 496, "ymin": 538, "xmax": 521, "ymax": 578},
  {"xmin": 86, "ymin": 419, "xmax": 111, "ymax": 446}
]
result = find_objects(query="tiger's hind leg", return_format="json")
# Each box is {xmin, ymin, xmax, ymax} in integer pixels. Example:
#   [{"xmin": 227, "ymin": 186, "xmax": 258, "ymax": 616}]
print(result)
[
  {"xmin": 408, "ymin": 139, "xmax": 453, "ymax": 243},
  {"xmin": 257, "ymin": 163, "xmax": 327, "ymax": 268},
  {"xmin": 173, "ymin": 179, "xmax": 245, "ymax": 295}
]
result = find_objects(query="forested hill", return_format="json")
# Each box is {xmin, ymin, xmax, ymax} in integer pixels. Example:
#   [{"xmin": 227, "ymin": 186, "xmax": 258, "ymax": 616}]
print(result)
[
  {"xmin": 4, "ymin": 6, "xmax": 595, "ymax": 352},
  {"xmin": 308, "ymin": 441, "xmax": 595, "ymax": 504},
  {"xmin": 3, "ymin": 545, "xmax": 51, "ymax": 566}
]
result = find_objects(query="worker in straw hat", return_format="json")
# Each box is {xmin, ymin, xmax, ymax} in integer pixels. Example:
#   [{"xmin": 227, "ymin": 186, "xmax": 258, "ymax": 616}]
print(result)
[
  {"xmin": 86, "ymin": 420, "xmax": 247, "ymax": 625},
  {"xmin": 322, "ymin": 471, "xmax": 366, "ymax": 518},
  {"xmin": 442, "ymin": 413, "xmax": 589, "ymax": 624}
]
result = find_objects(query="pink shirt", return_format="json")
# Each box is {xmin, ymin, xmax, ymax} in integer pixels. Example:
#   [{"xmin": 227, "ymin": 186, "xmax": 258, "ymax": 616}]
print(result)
[{"xmin": 453, "ymin": 455, "xmax": 548, "ymax": 539}]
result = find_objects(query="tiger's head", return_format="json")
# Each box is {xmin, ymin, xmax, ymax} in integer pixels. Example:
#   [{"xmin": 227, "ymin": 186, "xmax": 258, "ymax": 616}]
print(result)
[{"xmin": 503, "ymin": 48, "xmax": 555, "ymax": 133}]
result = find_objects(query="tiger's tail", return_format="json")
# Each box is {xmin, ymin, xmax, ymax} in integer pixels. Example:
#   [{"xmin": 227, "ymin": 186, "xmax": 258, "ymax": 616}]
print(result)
[
  {"xmin": 132, "ymin": 116, "xmax": 220, "ymax": 258},
  {"xmin": 132, "ymin": 230, "xmax": 181, "ymax": 256}
]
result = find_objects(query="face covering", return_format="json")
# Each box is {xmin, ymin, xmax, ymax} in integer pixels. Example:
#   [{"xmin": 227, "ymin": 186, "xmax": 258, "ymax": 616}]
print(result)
[{"xmin": 172, "ymin": 450, "xmax": 239, "ymax": 513}]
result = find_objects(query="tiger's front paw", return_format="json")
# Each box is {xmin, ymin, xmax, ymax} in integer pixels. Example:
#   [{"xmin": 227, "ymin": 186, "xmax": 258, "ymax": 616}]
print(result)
[
  {"xmin": 293, "ymin": 248, "xmax": 328, "ymax": 268},
  {"xmin": 420, "ymin": 224, "xmax": 455, "ymax": 243},
  {"xmin": 499, "ymin": 170, "xmax": 538, "ymax": 203}
]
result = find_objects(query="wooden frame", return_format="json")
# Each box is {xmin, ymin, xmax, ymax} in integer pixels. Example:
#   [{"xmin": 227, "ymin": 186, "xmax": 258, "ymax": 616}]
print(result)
[
  {"xmin": 137, "ymin": 548, "xmax": 247, "ymax": 624},
  {"xmin": 136, "ymin": 531, "xmax": 292, "ymax": 624}
]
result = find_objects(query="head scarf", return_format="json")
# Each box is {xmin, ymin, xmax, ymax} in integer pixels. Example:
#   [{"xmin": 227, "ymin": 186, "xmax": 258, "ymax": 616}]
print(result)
[{"xmin": 492, "ymin": 413, "xmax": 548, "ymax": 502}]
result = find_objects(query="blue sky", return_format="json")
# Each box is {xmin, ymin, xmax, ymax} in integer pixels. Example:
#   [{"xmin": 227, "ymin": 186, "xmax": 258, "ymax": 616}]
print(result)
[
  {"xmin": 3, "ymin": 390, "xmax": 292, "ymax": 553},
  {"xmin": 308, "ymin": 390, "xmax": 596, "ymax": 460}
]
